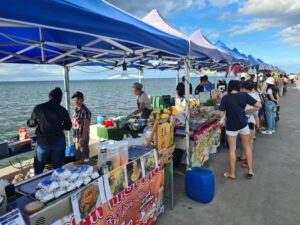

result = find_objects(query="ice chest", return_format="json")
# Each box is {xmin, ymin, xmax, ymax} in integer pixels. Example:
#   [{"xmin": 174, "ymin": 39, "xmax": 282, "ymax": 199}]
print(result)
[{"xmin": 185, "ymin": 167, "xmax": 215, "ymax": 204}]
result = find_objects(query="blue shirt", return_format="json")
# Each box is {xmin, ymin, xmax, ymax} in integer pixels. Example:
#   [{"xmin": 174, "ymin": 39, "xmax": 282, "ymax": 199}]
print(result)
[{"xmin": 219, "ymin": 92, "xmax": 257, "ymax": 131}]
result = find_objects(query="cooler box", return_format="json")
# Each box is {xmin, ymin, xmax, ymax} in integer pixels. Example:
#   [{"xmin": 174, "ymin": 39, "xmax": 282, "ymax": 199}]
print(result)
[
  {"xmin": 185, "ymin": 167, "xmax": 215, "ymax": 204},
  {"xmin": 97, "ymin": 126, "xmax": 138, "ymax": 141}
]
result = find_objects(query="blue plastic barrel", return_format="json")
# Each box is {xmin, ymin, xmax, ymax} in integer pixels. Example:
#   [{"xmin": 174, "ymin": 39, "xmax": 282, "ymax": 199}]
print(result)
[{"xmin": 185, "ymin": 167, "xmax": 215, "ymax": 204}]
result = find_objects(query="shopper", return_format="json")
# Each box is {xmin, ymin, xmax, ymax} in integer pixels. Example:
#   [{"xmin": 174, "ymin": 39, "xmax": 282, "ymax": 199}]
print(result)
[
  {"xmin": 128, "ymin": 82, "xmax": 152, "ymax": 119},
  {"xmin": 204, "ymin": 75, "xmax": 213, "ymax": 91},
  {"xmin": 240, "ymin": 81, "xmax": 261, "ymax": 168},
  {"xmin": 195, "ymin": 76, "xmax": 208, "ymax": 94},
  {"xmin": 278, "ymin": 74, "xmax": 284, "ymax": 97},
  {"xmin": 219, "ymin": 80, "xmax": 261, "ymax": 179},
  {"xmin": 283, "ymin": 75, "xmax": 288, "ymax": 96},
  {"xmin": 27, "ymin": 87, "xmax": 72, "ymax": 175},
  {"xmin": 176, "ymin": 76, "xmax": 193, "ymax": 98},
  {"xmin": 72, "ymin": 91, "xmax": 92, "ymax": 161},
  {"xmin": 262, "ymin": 77, "xmax": 278, "ymax": 135}
]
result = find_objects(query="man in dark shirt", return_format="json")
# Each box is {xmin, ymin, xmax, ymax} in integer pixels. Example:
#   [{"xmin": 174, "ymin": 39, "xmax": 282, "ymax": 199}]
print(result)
[
  {"xmin": 28, "ymin": 87, "xmax": 72, "ymax": 175},
  {"xmin": 72, "ymin": 92, "xmax": 91, "ymax": 161},
  {"xmin": 195, "ymin": 76, "xmax": 208, "ymax": 94},
  {"xmin": 176, "ymin": 76, "xmax": 192, "ymax": 98}
]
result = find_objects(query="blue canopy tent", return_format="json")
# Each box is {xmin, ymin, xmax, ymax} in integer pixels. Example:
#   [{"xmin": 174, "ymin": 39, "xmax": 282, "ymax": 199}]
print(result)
[
  {"xmin": 231, "ymin": 48, "xmax": 250, "ymax": 66},
  {"xmin": 215, "ymin": 41, "xmax": 247, "ymax": 66},
  {"xmin": 0, "ymin": 0, "xmax": 191, "ymax": 149}
]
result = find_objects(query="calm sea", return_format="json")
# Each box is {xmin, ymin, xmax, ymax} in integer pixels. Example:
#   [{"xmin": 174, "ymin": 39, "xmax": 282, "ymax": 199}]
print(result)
[{"xmin": 0, "ymin": 77, "xmax": 225, "ymax": 140}]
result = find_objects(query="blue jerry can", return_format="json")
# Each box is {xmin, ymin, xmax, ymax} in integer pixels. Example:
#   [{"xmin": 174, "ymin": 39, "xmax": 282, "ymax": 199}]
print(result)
[{"xmin": 185, "ymin": 167, "xmax": 215, "ymax": 204}]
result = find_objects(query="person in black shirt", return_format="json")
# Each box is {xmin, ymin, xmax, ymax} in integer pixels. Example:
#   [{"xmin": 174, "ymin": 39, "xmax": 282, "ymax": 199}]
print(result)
[
  {"xmin": 219, "ymin": 80, "xmax": 261, "ymax": 180},
  {"xmin": 195, "ymin": 76, "xmax": 208, "ymax": 94},
  {"xmin": 176, "ymin": 76, "xmax": 192, "ymax": 98},
  {"xmin": 28, "ymin": 87, "xmax": 72, "ymax": 175}
]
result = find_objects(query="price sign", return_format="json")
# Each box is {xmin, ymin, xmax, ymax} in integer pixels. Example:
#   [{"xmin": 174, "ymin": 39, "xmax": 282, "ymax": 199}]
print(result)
[{"xmin": 0, "ymin": 209, "xmax": 26, "ymax": 225}]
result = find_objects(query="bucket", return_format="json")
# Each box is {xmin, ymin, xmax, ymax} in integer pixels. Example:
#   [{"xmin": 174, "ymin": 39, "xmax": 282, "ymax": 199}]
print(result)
[
  {"xmin": 185, "ymin": 167, "xmax": 215, "ymax": 204},
  {"xmin": 97, "ymin": 115, "xmax": 106, "ymax": 125}
]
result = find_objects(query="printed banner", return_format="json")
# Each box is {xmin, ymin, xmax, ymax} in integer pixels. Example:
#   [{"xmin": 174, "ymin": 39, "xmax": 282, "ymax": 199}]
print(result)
[{"xmin": 53, "ymin": 151, "xmax": 164, "ymax": 225}]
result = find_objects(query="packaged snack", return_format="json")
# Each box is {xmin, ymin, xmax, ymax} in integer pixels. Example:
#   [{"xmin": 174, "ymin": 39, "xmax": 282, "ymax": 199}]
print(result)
[
  {"xmin": 83, "ymin": 177, "xmax": 92, "ymax": 185},
  {"xmin": 37, "ymin": 179, "xmax": 59, "ymax": 192},
  {"xmin": 91, "ymin": 171, "xmax": 100, "ymax": 180},
  {"xmin": 66, "ymin": 183, "xmax": 76, "ymax": 192},
  {"xmin": 79, "ymin": 165, "xmax": 94, "ymax": 178},
  {"xmin": 52, "ymin": 168, "xmax": 71, "ymax": 180},
  {"xmin": 69, "ymin": 168, "xmax": 80, "ymax": 181},
  {"xmin": 75, "ymin": 179, "xmax": 84, "ymax": 188},
  {"xmin": 35, "ymin": 189, "xmax": 54, "ymax": 202},
  {"xmin": 53, "ymin": 189, "xmax": 65, "ymax": 199}
]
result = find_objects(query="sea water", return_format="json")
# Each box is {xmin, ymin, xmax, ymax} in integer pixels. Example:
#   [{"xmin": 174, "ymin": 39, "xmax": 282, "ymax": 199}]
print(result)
[{"xmin": 0, "ymin": 77, "xmax": 229, "ymax": 140}]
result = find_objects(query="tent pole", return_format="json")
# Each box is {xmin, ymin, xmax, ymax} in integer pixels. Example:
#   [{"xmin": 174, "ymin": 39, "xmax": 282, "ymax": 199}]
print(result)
[
  {"xmin": 63, "ymin": 66, "xmax": 71, "ymax": 146},
  {"xmin": 184, "ymin": 57, "xmax": 190, "ymax": 171},
  {"xmin": 176, "ymin": 69, "xmax": 180, "ymax": 86}
]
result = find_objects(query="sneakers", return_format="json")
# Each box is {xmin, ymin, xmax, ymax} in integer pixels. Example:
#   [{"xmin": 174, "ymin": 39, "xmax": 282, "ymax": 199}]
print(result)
[
  {"xmin": 271, "ymin": 130, "xmax": 276, "ymax": 133},
  {"xmin": 261, "ymin": 130, "xmax": 272, "ymax": 135}
]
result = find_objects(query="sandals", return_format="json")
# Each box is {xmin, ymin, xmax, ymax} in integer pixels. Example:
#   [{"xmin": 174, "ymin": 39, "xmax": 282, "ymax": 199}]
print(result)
[
  {"xmin": 247, "ymin": 173, "xmax": 254, "ymax": 179},
  {"xmin": 241, "ymin": 162, "xmax": 249, "ymax": 168},
  {"xmin": 224, "ymin": 172, "xmax": 236, "ymax": 180},
  {"xmin": 236, "ymin": 157, "xmax": 246, "ymax": 162}
]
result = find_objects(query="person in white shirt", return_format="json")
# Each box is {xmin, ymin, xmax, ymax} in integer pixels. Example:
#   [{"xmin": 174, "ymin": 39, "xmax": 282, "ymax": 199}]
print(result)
[
  {"xmin": 128, "ymin": 82, "xmax": 152, "ymax": 119},
  {"xmin": 262, "ymin": 77, "xmax": 278, "ymax": 135},
  {"xmin": 240, "ymin": 81, "xmax": 261, "ymax": 168}
]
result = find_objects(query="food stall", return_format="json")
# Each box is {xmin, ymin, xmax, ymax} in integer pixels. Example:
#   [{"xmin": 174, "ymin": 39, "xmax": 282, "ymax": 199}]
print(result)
[
  {"xmin": 173, "ymin": 90, "xmax": 222, "ymax": 168},
  {"xmin": 0, "ymin": 106, "xmax": 175, "ymax": 225}
]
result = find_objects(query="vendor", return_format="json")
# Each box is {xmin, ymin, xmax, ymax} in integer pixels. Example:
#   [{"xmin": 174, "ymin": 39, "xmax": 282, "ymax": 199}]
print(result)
[
  {"xmin": 128, "ymin": 82, "xmax": 152, "ymax": 119},
  {"xmin": 195, "ymin": 76, "xmax": 208, "ymax": 94},
  {"xmin": 72, "ymin": 91, "xmax": 92, "ymax": 161}
]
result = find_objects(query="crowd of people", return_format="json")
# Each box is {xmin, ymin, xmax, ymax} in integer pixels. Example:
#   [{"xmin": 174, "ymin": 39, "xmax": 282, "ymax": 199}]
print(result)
[
  {"xmin": 175, "ymin": 72, "xmax": 290, "ymax": 179},
  {"xmin": 218, "ymin": 73, "xmax": 290, "ymax": 180}
]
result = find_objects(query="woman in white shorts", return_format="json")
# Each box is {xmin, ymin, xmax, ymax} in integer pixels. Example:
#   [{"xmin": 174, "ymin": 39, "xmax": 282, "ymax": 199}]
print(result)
[{"xmin": 219, "ymin": 80, "xmax": 261, "ymax": 179}]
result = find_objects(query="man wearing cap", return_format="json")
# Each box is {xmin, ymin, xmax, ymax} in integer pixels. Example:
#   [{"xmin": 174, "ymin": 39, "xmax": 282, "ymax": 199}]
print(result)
[
  {"xmin": 72, "ymin": 92, "xmax": 92, "ymax": 161},
  {"xmin": 128, "ymin": 83, "xmax": 152, "ymax": 119}
]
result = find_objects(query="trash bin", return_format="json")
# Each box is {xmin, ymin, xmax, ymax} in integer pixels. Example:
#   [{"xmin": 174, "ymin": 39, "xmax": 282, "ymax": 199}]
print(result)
[{"xmin": 185, "ymin": 167, "xmax": 215, "ymax": 204}]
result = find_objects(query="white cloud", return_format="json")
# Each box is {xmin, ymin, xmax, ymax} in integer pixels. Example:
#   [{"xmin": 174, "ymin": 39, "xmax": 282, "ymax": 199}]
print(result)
[
  {"xmin": 235, "ymin": 0, "xmax": 300, "ymax": 35},
  {"xmin": 280, "ymin": 24, "xmax": 300, "ymax": 47},
  {"xmin": 208, "ymin": 0, "xmax": 239, "ymax": 8},
  {"xmin": 106, "ymin": 0, "xmax": 207, "ymax": 17},
  {"xmin": 231, "ymin": 0, "xmax": 300, "ymax": 48}
]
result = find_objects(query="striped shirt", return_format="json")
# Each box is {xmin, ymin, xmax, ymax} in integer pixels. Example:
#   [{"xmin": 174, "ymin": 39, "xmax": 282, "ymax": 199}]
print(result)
[{"xmin": 72, "ymin": 104, "xmax": 91, "ymax": 143}]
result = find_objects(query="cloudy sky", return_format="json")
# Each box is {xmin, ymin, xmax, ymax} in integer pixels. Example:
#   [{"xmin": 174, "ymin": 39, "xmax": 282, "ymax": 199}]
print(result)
[{"xmin": 0, "ymin": 0, "xmax": 299, "ymax": 81}]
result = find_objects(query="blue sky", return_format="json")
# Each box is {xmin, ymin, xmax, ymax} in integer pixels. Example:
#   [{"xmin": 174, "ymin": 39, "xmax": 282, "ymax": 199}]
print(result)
[{"xmin": 0, "ymin": 0, "xmax": 299, "ymax": 81}]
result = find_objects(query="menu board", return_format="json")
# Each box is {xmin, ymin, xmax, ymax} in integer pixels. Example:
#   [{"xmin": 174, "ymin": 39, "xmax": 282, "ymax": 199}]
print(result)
[
  {"xmin": 71, "ymin": 177, "xmax": 106, "ymax": 224},
  {"xmin": 53, "ymin": 150, "xmax": 164, "ymax": 225},
  {"xmin": 0, "ymin": 209, "xmax": 26, "ymax": 225}
]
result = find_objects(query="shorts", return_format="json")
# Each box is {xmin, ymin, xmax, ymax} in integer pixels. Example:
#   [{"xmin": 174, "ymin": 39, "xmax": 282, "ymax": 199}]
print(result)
[
  {"xmin": 226, "ymin": 126, "xmax": 250, "ymax": 137},
  {"xmin": 75, "ymin": 137, "xmax": 90, "ymax": 160},
  {"xmin": 248, "ymin": 122, "xmax": 255, "ymax": 130}
]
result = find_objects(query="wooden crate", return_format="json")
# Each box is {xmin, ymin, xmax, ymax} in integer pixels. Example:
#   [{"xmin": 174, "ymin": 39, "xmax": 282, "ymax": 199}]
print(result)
[{"xmin": 156, "ymin": 122, "xmax": 174, "ymax": 151}]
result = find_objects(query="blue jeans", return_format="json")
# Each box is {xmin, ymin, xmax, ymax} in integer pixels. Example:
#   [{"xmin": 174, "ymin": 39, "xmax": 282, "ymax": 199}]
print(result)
[
  {"xmin": 264, "ymin": 100, "xmax": 276, "ymax": 131},
  {"xmin": 34, "ymin": 137, "xmax": 66, "ymax": 175}
]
